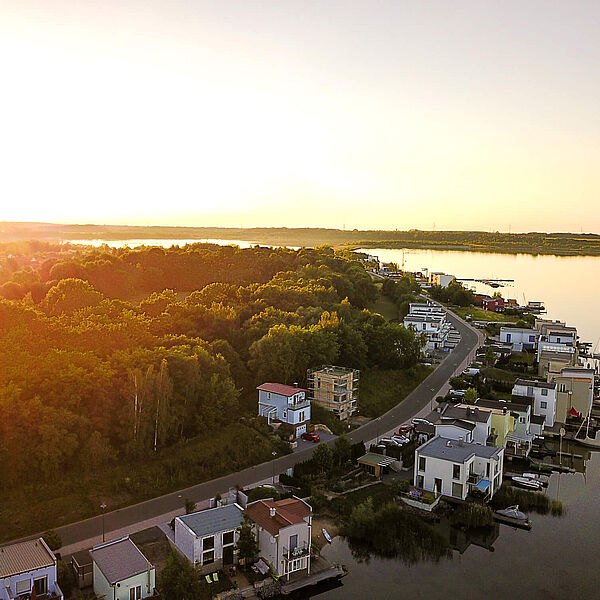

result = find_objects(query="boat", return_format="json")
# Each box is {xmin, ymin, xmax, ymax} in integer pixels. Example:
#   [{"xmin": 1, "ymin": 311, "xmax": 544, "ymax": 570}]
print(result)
[
  {"xmin": 322, "ymin": 528, "xmax": 332, "ymax": 543},
  {"xmin": 522, "ymin": 473, "xmax": 548, "ymax": 486},
  {"xmin": 495, "ymin": 505, "xmax": 527, "ymax": 521},
  {"xmin": 511, "ymin": 476, "xmax": 544, "ymax": 490}
]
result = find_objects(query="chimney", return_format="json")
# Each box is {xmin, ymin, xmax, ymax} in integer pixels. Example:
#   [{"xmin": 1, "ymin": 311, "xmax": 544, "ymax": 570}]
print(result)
[
  {"xmin": 293, "ymin": 382, "xmax": 298, "ymax": 388},
  {"xmin": 446, "ymin": 440, "xmax": 452, "ymax": 447},
  {"xmin": 458, "ymin": 437, "xmax": 464, "ymax": 446},
  {"xmin": 269, "ymin": 507, "xmax": 276, "ymax": 518},
  {"xmin": 466, "ymin": 407, "xmax": 471, "ymax": 417}
]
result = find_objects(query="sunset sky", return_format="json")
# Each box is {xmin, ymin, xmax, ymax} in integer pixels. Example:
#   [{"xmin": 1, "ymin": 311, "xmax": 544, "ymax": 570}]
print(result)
[{"xmin": 2, "ymin": 1, "xmax": 599, "ymax": 232}]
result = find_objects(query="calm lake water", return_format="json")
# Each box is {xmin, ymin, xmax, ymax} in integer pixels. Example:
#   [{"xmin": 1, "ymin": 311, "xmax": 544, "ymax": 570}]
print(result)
[{"xmin": 70, "ymin": 238, "xmax": 600, "ymax": 598}]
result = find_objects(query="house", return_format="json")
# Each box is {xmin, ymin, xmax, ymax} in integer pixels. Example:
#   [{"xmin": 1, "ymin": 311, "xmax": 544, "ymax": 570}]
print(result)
[
  {"xmin": 552, "ymin": 367, "xmax": 595, "ymax": 424},
  {"xmin": 476, "ymin": 399, "xmax": 535, "ymax": 457},
  {"xmin": 537, "ymin": 345, "xmax": 577, "ymax": 377},
  {"xmin": 535, "ymin": 319, "xmax": 578, "ymax": 346},
  {"xmin": 245, "ymin": 497, "xmax": 312, "ymax": 580},
  {"xmin": 403, "ymin": 302, "xmax": 452, "ymax": 351},
  {"xmin": 414, "ymin": 436, "xmax": 504, "ymax": 501},
  {"xmin": 71, "ymin": 549, "xmax": 93, "ymax": 589},
  {"xmin": 466, "ymin": 401, "xmax": 515, "ymax": 448},
  {"xmin": 90, "ymin": 537, "xmax": 155, "ymax": 600},
  {"xmin": 174, "ymin": 504, "xmax": 244, "ymax": 573},
  {"xmin": 306, "ymin": 365, "xmax": 358, "ymax": 421},
  {"xmin": 429, "ymin": 272, "xmax": 455, "ymax": 288},
  {"xmin": 357, "ymin": 452, "xmax": 397, "ymax": 477},
  {"xmin": 482, "ymin": 297, "xmax": 505, "ymax": 312},
  {"xmin": 257, "ymin": 383, "xmax": 311, "ymax": 437},
  {"xmin": 432, "ymin": 404, "xmax": 493, "ymax": 446},
  {"xmin": 0, "ymin": 538, "xmax": 63, "ymax": 600},
  {"xmin": 499, "ymin": 327, "xmax": 539, "ymax": 352},
  {"xmin": 512, "ymin": 379, "xmax": 557, "ymax": 428}
]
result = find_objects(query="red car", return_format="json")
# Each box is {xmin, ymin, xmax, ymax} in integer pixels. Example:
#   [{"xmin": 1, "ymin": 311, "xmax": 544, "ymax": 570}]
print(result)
[
  {"xmin": 398, "ymin": 424, "xmax": 414, "ymax": 435},
  {"xmin": 301, "ymin": 431, "xmax": 321, "ymax": 442}
]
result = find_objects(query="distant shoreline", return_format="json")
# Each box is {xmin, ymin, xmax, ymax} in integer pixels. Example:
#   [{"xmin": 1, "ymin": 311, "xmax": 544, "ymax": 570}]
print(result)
[{"xmin": 2, "ymin": 222, "xmax": 600, "ymax": 257}]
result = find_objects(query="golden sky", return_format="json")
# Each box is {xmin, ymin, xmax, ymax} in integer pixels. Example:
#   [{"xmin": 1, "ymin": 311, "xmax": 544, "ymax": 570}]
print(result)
[{"xmin": 1, "ymin": 1, "xmax": 599, "ymax": 232}]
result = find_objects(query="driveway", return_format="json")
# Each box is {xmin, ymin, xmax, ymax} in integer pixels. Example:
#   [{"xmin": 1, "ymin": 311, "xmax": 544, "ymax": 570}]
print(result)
[{"xmin": 293, "ymin": 431, "xmax": 337, "ymax": 452}]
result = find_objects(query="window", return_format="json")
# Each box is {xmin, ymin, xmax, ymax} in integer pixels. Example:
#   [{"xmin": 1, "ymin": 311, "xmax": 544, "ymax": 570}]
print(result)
[
  {"xmin": 34, "ymin": 577, "xmax": 48, "ymax": 595},
  {"xmin": 506, "ymin": 333, "xmax": 512, "ymax": 342},
  {"xmin": 16, "ymin": 580, "xmax": 30, "ymax": 595},
  {"xmin": 203, "ymin": 535, "xmax": 215, "ymax": 550},
  {"xmin": 452, "ymin": 464, "xmax": 461, "ymax": 480},
  {"xmin": 542, "ymin": 388, "xmax": 548, "ymax": 396},
  {"xmin": 223, "ymin": 531, "xmax": 234, "ymax": 546},
  {"xmin": 129, "ymin": 585, "xmax": 142, "ymax": 600},
  {"xmin": 203, "ymin": 550, "xmax": 215, "ymax": 565},
  {"xmin": 486, "ymin": 463, "xmax": 490, "ymax": 478},
  {"xmin": 283, "ymin": 411, "xmax": 287, "ymax": 419},
  {"xmin": 289, "ymin": 534, "xmax": 298, "ymax": 551},
  {"xmin": 451, "ymin": 482, "xmax": 463, "ymax": 498},
  {"xmin": 418, "ymin": 456, "xmax": 426, "ymax": 472},
  {"xmin": 529, "ymin": 335, "xmax": 536, "ymax": 342},
  {"xmin": 416, "ymin": 475, "xmax": 424, "ymax": 488},
  {"xmin": 527, "ymin": 386, "xmax": 533, "ymax": 396},
  {"xmin": 541, "ymin": 401, "xmax": 548, "ymax": 409}
]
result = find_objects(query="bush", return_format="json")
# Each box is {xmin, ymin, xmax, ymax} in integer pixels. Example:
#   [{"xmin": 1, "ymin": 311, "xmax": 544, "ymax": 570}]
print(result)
[
  {"xmin": 247, "ymin": 486, "xmax": 281, "ymax": 503},
  {"xmin": 57, "ymin": 559, "xmax": 76, "ymax": 596},
  {"xmin": 42, "ymin": 530, "xmax": 62, "ymax": 551},
  {"xmin": 491, "ymin": 483, "xmax": 552, "ymax": 515},
  {"xmin": 450, "ymin": 504, "xmax": 494, "ymax": 528}
]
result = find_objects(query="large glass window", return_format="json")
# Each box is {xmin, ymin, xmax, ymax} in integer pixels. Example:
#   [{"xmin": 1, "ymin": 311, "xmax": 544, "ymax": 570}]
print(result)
[
  {"xmin": 418, "ymin": 456, "xmax": 426, "ymax": 471},
  {"xmin": 452, "ymin": 464, "xmax": 461, "ymax": 480},
  {"xmin": 203, "ymin": 550, "xmax": 215, "ymax": 565},
  {"xmin": 223, "ymin": 531, "xmax": 234, "ymax": 546},
  {"xmin": 203, "ymin": 536, "xmax": 215, "ymax": 550},
  {"xmin": 452, "ymin": 482, "xmax": 463, "ymax": 498},
  {"xmin": 34, "ymin": 577, "xmax": 48, "ymax": 595}
]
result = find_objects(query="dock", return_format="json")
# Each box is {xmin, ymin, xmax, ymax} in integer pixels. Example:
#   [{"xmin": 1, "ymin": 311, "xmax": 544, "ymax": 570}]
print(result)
[
  {"xmin": 281, "ymin": 565, "xmax": 346, "ymax": 594},
  {"xmin": 441, "ymin": 495, "xmax": 532, "ymax": 530}
]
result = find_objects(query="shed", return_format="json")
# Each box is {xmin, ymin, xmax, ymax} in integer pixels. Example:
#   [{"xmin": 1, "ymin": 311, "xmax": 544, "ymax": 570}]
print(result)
[{"xmin": 357, "ymin": 452, "xmax": 396, "ymax": 477}]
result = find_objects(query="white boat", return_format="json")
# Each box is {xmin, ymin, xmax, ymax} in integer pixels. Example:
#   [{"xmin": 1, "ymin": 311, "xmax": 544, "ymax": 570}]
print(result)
[
  {"xmin": 512, "ymin": 476, "xmax": 543, "ymax": 490},
  {"xmin": 322, "ymin": 528, "xmax": 332, "ymax": 543},
  {"xmin": 495, "ymin": 505, "xmax": 527, "ymax": 521}
]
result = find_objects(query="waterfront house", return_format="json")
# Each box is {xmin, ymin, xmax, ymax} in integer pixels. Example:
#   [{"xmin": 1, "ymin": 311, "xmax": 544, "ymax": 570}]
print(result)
[
  {"xmin": 414, "ymin": 436, "xmax": 504, "ymax": 501},
  {"xmin": 537, "ymin": 345, "xmax": 577, "ymax": 377},
  {"xmin": 90, "ymin": 537, "xmax": 155, "ymax": 600},
  {"xmin": 512, "ymin": 379, "xmax": 557, "ymax": 428},
  {"xmin": 306, "ymin": 365, "xmax": 358, "ymax": 421},
  {"xmin": 434, "ymin": 404, "xmax": 493, "ymax": 446},
  {"xmin": 499, "ymin": 327, "xmax": 539, "ymax": 352},
  {"xmin": 0, "ymin": 538, "xmax": 63, "ymax": 600},
  {"xmin": 174, "ymin": 504, "xmax": 244, "ymax": 573},
  {"xmin": 257, "ymin": 383, "xmax": 311, "ymax": 438},
  {"xmin": 462, "ymin": 401, "xmax": 514, "ymax": 448},
  {"xmin": 245, "ymin": 497, "xmax": 312, "ymax": 580},
  {"xmin": 403, "ymin": 302, "xmax": 452, "ymax": 351},
  {"xmin": 429, "ymin": 272, "xmax": 455, "ymax": 288},
  {"xmin": 552, "ymin": 367, "xmax": 595, "ymax": 424},
  {"xmin": 482, "ymin": 297, "xmax": 505, "ymax": 312}
]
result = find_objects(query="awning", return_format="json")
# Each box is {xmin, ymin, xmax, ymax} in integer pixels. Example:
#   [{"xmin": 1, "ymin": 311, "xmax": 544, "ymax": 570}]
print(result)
[{"xmin": 475, "ymin": 479, "xmax": 492, "ymax": 491}]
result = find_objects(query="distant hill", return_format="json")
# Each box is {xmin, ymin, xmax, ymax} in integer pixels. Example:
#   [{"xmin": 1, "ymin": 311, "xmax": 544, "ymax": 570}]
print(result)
[{"xmin": 2, "ymin": 221, "xmax": 600, "ymax": 255}]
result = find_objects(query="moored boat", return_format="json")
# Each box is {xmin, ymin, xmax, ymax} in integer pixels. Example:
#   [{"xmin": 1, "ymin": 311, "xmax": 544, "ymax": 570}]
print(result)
[
  {"xmin": 495, "ymin": 505, "xmax": 527, "ymax": 521},
  {"xmin": 512, "ymin": 476, "xmax": 544, "ymax": 490}
]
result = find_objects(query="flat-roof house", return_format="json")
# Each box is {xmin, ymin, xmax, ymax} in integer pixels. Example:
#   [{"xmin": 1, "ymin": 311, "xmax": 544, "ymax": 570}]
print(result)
[
  {"xmin": 499, "ymin": 327, "xmax": 539, "ymax": 352},
  {"xmin": 307, "ymin": 365, "xmax": 359, "ymax": 421},
  {"xmin": 90, "ymin": 537, "xmax": 155, "ymax": 600},
  {"xmin": 174, "ymin": 504, "xmax": 244, "ymax": 573},
  {"xmin": 257, "ymin": 383, "xmax": 311, "ymax": 438},
  {"xmin": 0, "ymin": 538, "xmax": 63, "ymax": 600},
  {"xmin": 434, "ymin": 404, "xmax": 493, "ymax": 446},
  {"xmin": 552, "ymin": 367, "xmax": 595, "ymax": 423},
  {"xmin": 512, "ymin": 379, "xmax": 557, "ymax": 428},
  {"xmin": 245, "ymin": 498, "xmax": 312, "ymax": 580},
  {"xmin": 414, "ymin": 436, "xmax": 504, "ymax": 501}
]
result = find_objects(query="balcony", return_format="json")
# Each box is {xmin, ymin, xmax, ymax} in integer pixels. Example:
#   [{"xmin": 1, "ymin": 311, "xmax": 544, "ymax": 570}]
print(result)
[
  {"xmin": 467, "ymin": 472, "xmax": 483, "ymax": 486},
  {"xmin": 282, "ymin": 543, "xmax": 310, "ymax": 561}
]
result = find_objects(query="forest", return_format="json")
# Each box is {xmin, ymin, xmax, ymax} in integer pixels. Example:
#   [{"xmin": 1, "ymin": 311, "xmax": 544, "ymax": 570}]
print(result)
[{"xmin": 0, "ymin": 242, "xmax": 424, "ymax": 539}]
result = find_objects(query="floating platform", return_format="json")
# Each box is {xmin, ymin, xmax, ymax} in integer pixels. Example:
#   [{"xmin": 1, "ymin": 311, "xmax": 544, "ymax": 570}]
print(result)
[{"xmin": 281, "ymin": 565, "xmax": 346, "ymax": 594}]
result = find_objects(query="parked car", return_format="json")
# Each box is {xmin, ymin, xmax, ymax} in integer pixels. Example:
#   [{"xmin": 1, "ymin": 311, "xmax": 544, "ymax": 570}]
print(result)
[
  {"xmin": 398, "ymin": 424, "xmax": 414, "ymax": 435},
  {"xmin": 411, "ymin": 418, "xmax": 432, "ymax": 426},
  {"xmin": 449, "ymin": 389, "xmax": 466, "ymax": 397},
  {"xmin": 301, "ymin": 431, "xmax": 320, "ymax": 442},
  {"xmin": 463, "ymin": 367, "xmax": 481, "ymax": 376},
  {"xmin": 379, "ymin": 437, "xmax": 400, "ymax": 447},
  {"xmin": 391, "ymin": 435, "xmax": 410, "ymax": 445}
]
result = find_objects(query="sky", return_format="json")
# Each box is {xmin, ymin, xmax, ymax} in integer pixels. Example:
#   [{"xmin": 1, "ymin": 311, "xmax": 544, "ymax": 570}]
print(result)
[{"xmin": 1, "ymin": 0, "xmax": 599, "ymax": 232}]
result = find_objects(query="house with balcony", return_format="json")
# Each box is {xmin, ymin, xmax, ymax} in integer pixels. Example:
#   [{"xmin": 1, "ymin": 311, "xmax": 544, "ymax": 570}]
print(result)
[
  {"xmin": 404, "ymin": 302, "xmax": 452, "ymax": 352},
  {"xmin": 257, "ymin": 383, "xmax": 311, "ymax": 438},
  {"xmin": 174, "ymin": 504, "xmax": 244, "ymax": 574},
  {"xmin": 512, "ymin": 379, "xmax": 557, "ymax": 428},
  {"xmin": 552, "ymin": 367, "xmax": 595, "ymax": 424},
  {"xmin": 0, "ymin": 538, "xmax": 63, "ymax": 600},
  {"xmin": 414, "ymin": 436, "xmax": 504, "ymax": 501},
  {"xmin": 245, "ymin": 497, "xmax": 312, "ymax": 580},
  {"xmin": 306, "ymin": 365, "xmax": 358, "ymax": 421},
  {"xmin": 90, "ymin": 537, "xmax": 155, "ymax": 600},
  {"xmin": 499, "ymin": 327, "xmax": 539, "ymax": 352},
  {"xmin": 428, "ymin": 404, "xmax": 493, "ymax": 446}
]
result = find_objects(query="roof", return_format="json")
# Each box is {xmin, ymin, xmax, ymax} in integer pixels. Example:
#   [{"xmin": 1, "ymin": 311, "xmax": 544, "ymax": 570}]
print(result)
[
  {"xmin": 71, "ymin": 549, "xmax": 92, "ymax": 567},
  {"xmin": 476, "ymin": 399, "xmax": 530, "ymax": 413},
  {"xmin": 514, "ymin": 379, "xmax": 556, "ymax": 390},
  {"xmin": 0, "ymin": 538, "xmax": 55, "ymax": 578},
  {"xmin": 245, "ymin": 498, "xmax": 311, "ymax": 537},
  {"xmin": 436, "ymin": 419, "xmax": 476, "ymax": 431},
  {"xmin": 443, "ymin": 405, "xmax": 491, "ymax": 423},
  {"xmin": 257, "ymin": 383, "xmax": 306, "ymax": 397},
  {"xmin": 357, "ymin": 452, "xmax": 397, "ymax": 467},
  {"xmin": 177, "ymin": 504, "xmax": 243, "ymax": 538},
  {"xmin": 90, "ymin": 537, "xmax": 153, "ymax": 585},
  {"xmin": 531, "ymin": 414, "xmax": 545, "ymax": 425},
  {"xmin": 417, "ymin": 435, "xmax": 503, "ymax": 463}
]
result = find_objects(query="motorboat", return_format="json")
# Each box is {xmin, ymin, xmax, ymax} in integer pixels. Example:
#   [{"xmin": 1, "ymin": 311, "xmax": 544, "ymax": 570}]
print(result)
[
  {"xmin": 511, "ymin": 476, "xmax": 544, "ymax": 490},
  {"xmin": 522, "ymin": 473, "xmax": 548, "ymax": 486},
  {"xmin": 495, "ymin": 505, "xmax": 527, "ymax": 521},
  {"xmin": 322, "ymin": 528, "xmax": 332, "ymax": 543}
]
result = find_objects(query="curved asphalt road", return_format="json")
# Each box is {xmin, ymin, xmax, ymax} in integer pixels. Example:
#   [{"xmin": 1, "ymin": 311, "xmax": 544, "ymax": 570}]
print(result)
[{"xmin": 41, "ymin": 310, "xmax": 481, "ymax": 549}]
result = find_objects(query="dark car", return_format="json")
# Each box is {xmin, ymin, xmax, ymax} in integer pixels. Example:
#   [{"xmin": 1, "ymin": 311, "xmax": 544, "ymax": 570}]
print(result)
[{"xmin": 301, "ymin": 431, "xmax": 321, "ymax": 442}]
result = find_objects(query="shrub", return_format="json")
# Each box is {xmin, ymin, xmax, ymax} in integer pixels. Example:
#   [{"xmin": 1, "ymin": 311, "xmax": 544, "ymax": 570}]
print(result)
[
  {"xmin": 450, "ymin": 504, "xmax": 494, "ymax": 528},
  {"xmin": 42, "ymin": 530, "xmax": 62, "ymax": 551}
]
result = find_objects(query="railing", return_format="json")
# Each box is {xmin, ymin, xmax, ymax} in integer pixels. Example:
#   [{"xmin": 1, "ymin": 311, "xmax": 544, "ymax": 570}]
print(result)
[
  {"xmin": 467, "ymin": 472, "xmax": 483, "ymax": 485},
  {"xmin": 282, "ymin": 543, "xmax": 310, "ymax": 561}
]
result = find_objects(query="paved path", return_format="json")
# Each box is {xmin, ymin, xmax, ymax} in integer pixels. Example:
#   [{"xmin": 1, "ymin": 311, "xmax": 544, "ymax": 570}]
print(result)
[{"xmin": 35, "ymin": 309, "xmax": 482, "ymax": 556}]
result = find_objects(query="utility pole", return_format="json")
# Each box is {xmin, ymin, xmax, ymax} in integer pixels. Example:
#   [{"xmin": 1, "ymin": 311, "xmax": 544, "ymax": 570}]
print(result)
[{"xmin": 100, "ymin": 503, "xmax": 107, "ymax": 542}]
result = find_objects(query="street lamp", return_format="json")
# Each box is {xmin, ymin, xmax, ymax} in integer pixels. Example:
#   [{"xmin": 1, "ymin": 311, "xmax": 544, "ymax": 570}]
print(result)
[
  {"xmin": 271, "ymin": 451, "xmax": 277, "ymax": 485},
  {"xmin": 376, "ymin": 417, "xmax": 381, "ymax": 444},
  {"xmin": 100, "ymin": 502, "xmax": 107, "ymax": 543}
]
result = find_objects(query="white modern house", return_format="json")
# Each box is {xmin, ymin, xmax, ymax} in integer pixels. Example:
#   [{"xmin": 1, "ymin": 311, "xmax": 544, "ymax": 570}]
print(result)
[
  {"xmin": 414, "ymin": 436, "xmax": 504, "ymax": 501},
  {"xmin": 245, "ymin": 497, "xmax": 312, "ymax": 580},
  {"xmin": 499, "ymin": 327, "xmax": 539, "ymax": 352},
  {"xmin": 403, "ymin": 302, "xmax": 452, "ymax": 351},
  {"xmin": 429, "ymin": 272, "xmax": 455, "ymax": 288},
  {"xmin": 257, "ymin": 383, "xmax": 311, "ymax": 437},
  {"xmin": 90, "ymin": 537, "xmax": 155, "ymax": 600},
  {"xmin": 512, "ymin": 379, "xmax": 557, "ymax": 428},
  {"xmin": 0, "ymin": 538, "xmax": 63, "ymax": 600},
  {"xmin": 434, "ymin": 404, "xmax": 493, "ymax": 446},
  {"xmin": 174, "ymin": 504, "xmax": 244, "ymax": 573}
]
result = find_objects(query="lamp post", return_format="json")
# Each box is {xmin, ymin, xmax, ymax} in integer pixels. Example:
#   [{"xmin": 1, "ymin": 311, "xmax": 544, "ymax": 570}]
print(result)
[
  {"xmin": 100, "ymin": 502, "xmax": 107, "ymax": 542},
  {"xmin": 376, "ymin": 417, "xmax": 381, "ymax": 444},
  {"xmin": 271, "ymin": 451, "xmax": 277, "ymax": 485}
]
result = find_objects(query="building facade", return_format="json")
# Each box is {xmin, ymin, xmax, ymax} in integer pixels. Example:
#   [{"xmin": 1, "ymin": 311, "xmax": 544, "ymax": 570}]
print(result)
[
  {"xmin": 257, "ymin": 383, "xmax": 311, "ymax": 437},
  {"xmin": 499, "ymin": 327, "xmax": 539, "ymax": 352},
  {"xmin": 512, "ymin": 379, "xmax": 557, "ymax": 428},
  {"xmin": 306, "ymin": 365, "xmax": 358, "ymax": 421}
]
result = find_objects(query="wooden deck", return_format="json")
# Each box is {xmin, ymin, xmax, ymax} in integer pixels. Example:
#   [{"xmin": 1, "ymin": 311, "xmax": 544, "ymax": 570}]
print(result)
[{"xmin": 281, "ymin": 565, "xmax": 346, "ymax": 594}]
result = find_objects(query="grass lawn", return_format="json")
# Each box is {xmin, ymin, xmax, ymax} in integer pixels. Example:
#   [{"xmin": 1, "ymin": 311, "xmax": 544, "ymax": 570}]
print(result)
[
  {"xmin": 359, "ymin": 366, "xmax": 432, "ymax": 418},
  {"xmin": 451, "ymin": 306, "xmax": 517, "ymax": 322},
  {"xmin": 367, "ymin": 286, "xmax": 399, "ymax": 321}
]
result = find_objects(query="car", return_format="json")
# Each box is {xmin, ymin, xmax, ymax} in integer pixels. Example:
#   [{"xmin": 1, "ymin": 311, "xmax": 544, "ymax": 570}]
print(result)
[
  {"xmin": 411, "ymin": 418, "xmax": 432, "ymax": 426},
  {"xmin": 449, "ymin": 389, "xmax": 466, "ymax": 397},
  {"xmin": 379, "ymin": 437, "xmax": 400, "ymax": 447},
  {"xmin": 391, "ymin": 435, "xmax": 410, "ymax": 445},
  {"xmin": 398, "ymin": 424, "xmax": 414, "ymax": 434},
  {"xmin": 463, "ymin": 367, "xmax": 480, "ymax": 376},
  {"xmin": 301, "ymin": 431, "xmax": 320, "ymax": 442}
]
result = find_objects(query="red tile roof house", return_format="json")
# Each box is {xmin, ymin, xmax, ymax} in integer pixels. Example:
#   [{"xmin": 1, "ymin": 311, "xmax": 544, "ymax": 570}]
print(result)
[
  {"xmin": 482, "ymin": 297, "xmax": 505, "ymax": 312},
  {"xmin": 244, "ymin": 497, "xmax": 313, "ymax": 580},
  {"xmin": 257, "ymin": 383, "xmax": 311, "ymax": 438}
]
